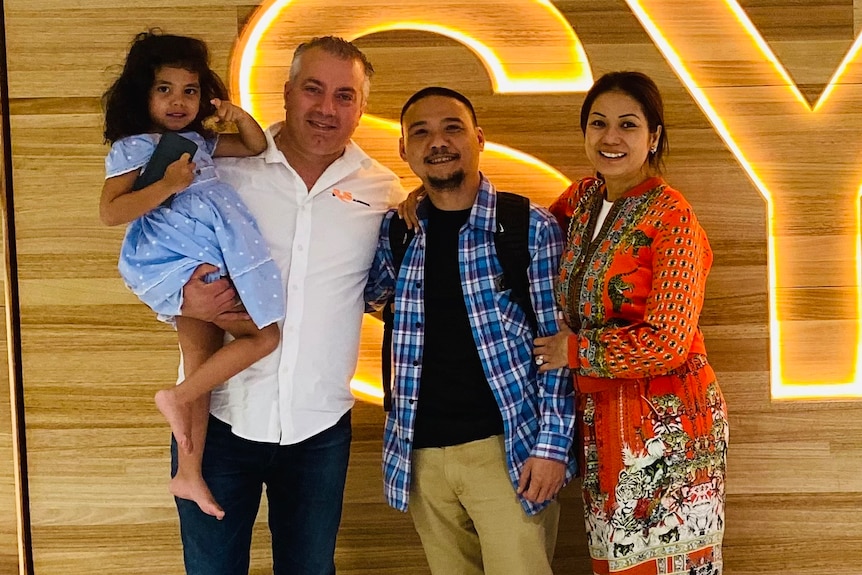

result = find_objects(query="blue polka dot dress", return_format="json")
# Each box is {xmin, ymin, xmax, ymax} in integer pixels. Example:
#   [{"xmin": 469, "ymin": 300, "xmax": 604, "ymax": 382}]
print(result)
[{"xmin": 106, "ymin": 131, "xmax": 285, "ymax": 328}]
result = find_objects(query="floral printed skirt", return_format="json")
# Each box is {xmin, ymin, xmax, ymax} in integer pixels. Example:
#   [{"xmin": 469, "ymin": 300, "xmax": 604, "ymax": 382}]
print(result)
[{"xmin": 579, "ymin": 356, "xmax": 728, "ymax": 575}]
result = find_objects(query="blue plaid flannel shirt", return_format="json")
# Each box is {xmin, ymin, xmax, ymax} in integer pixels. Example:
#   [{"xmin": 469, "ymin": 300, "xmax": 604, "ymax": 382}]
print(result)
[{"xmin": 364, "ymin": 175, "xmax": 577, "ymax": 515}]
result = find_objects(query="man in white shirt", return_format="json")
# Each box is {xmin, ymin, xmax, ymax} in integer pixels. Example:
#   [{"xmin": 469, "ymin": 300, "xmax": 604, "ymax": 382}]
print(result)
[{"xmin": 176, "ymin": 36, "xmax": 404, "ymax": 575}]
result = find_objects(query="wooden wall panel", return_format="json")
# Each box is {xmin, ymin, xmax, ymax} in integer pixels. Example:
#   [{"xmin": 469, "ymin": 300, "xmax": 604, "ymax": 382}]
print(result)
[
  {"xmin": 0, "ymin": 232, "xmax": 18, "ymax": 575},
  {"xmin": 0, "ymin": 11, "xmax": 20, "ymax": 568},
  {"xmin": 1, "ymin": 0, "xmax": 861, "ymax": 573}
]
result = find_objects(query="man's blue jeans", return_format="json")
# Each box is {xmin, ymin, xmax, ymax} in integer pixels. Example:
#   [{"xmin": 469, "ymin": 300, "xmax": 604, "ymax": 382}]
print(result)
[{"xmin": 171, "ymin": 412, "xmax": 352, "ymax": 575}]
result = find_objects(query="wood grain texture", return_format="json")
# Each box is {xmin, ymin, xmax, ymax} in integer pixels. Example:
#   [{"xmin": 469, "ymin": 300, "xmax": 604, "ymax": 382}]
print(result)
[
  {"xmin": 0, "ymin": 42, "xmax": 21, "ymax": 572},
  {"xmin": 0, "ymin": 235, "xmax": 18, "ymax": 575},
  {"xmin": 1, "ymin": 0, "xmax": 861, "ymax": 573}
]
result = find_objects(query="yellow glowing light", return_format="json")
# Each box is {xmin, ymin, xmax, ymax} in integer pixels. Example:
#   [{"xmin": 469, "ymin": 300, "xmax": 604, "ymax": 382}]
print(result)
[
  {"xmin": 350, "ymin": 377, "xmax": 385, "ymax": 405},
  {"xmin": 814, "ymin": 31, "xmax": 862, "ymax": 111},
  {"xmin": 628, "ymin": 0, "xmax": 862, "ymax": 397},
  {"xmin": 233, "ymin": 0, "xmax": 283, "ymax": 120},
  {"xmin": 481, "ymin": 143, "xmax": 572, "ymax": 189},
  {"xmin": 723, "ymin": 0, "xmax": 808, "ymax": 109},
  {"xmin": 358, "ymin": 21, "xmax": 591, "ymax": 94}
]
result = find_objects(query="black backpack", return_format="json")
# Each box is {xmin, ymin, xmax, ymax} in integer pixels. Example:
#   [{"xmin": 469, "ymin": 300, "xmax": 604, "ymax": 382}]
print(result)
[{"xmin": 380, "ymin": 192, "xmax": 537, "ymax": 411}]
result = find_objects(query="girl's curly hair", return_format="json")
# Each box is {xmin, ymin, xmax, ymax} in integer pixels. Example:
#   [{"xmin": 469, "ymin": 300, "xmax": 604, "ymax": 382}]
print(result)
[{"xmin": 102, "ymin": 30, "xmax": 228, "ymax": 143}]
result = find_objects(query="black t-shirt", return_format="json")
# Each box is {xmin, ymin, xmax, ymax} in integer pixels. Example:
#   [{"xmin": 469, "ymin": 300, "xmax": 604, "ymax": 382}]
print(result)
[{"xmin": 412, "ymin": 202, "xmax": 504, "ymax": 449}]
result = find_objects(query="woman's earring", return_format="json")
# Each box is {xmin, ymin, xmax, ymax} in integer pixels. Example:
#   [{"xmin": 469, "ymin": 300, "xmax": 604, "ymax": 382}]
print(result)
[{"xmin": 650, "ymin": 146, "xmax": 657, "ymax": 154}]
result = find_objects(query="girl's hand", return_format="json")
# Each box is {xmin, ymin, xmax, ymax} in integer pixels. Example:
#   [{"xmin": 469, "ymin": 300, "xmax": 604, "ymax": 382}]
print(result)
[
  {"xmin": 396, "ymin": 184, "xmax": 425, "ymax": 230},
  {"xmin": 162, "ymin": 152, "xmax": 196, "ymax": 192},
  {"xmin": 211, "ymin": 98, "xmax": 247, "ymax": 125},
  {"xmin": 533, "ymin": 323, "xmax": 574, "ymax": 373},
  {"xmin": 210, "ymin": 99, "xmax": 266, "ymax": 157}
]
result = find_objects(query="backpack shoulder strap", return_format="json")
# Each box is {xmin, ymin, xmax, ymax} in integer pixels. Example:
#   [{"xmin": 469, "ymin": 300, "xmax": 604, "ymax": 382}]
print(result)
[
  {"xmin": 381, "ymin": 216, "xmax": 415, "ymax": 411},
  {"xmin": 388, "ymin": 215, "xmax": 414, "ymax": 273},
  {"xmin": 493, "ymin": 192, "xmax": 538, "ymax": 336}
]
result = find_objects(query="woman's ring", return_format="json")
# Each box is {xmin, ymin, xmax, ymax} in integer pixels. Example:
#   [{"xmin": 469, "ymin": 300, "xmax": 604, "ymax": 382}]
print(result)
[{"xmin": 535, "ymin": 355, "xmax": 546, "ymax": 366}]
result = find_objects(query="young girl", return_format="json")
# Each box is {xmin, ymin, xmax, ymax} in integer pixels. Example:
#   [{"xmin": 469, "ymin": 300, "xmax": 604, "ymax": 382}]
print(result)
[{"xmin": 100, "ymin": 31, "xmax": 284, "ymax": 520}]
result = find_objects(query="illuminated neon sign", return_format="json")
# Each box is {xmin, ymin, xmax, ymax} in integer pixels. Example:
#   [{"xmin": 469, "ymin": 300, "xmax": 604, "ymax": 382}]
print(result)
[{"xmin": 233, "ymin": 0, "xmax": 862, "ymax": 401}]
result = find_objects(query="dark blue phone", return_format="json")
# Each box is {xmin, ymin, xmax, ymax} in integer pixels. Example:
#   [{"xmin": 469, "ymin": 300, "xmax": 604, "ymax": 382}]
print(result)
[{"xmin": 133, "ymin": 132, "xmax": 198, "ymax": 206}]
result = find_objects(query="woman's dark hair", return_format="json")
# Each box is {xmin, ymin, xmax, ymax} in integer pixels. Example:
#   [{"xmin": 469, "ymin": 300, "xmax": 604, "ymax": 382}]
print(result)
[
  {"xmin": 102, "ymin": 30, "xmax": 228, "ymax": 143},
  {"xmin": 579, "ymin": 71, "xmax": 668, "ymax": 172}
]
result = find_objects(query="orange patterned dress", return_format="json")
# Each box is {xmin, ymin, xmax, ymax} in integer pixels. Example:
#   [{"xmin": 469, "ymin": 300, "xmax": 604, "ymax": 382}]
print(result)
[{"xmin": 550, "ymin": 176, "xmax": 728, "ymax": 575}]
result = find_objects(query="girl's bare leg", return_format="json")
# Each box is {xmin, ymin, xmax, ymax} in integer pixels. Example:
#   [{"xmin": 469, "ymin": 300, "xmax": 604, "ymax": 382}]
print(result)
[
  {"xmin": 156, "ymin": 318, "xmax": 279, "ymax": 451},
  {"xmin": 170, "ymin": 395, "xmax": 225, "ymax": 519},
  {"xmin": 156, "ymin": 315, "xmax": 279, "ymax": 519},
  {"xmin": 163, "ymin": 316, "xmax": 225, "ymax": 519}
]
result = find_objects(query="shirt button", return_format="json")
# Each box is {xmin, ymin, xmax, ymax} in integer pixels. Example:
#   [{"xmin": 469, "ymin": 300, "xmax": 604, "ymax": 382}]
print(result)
[
  {"xmin": 413, "ymin": 360, "xmax": 420, "ymax": 366},
  {"xmin": 415, "ymin": 322, "xmax": 422, "ymax": 328},
  {"xmin": 408, "ymin": 399, "xmax": 415, "ymax": 404},
  {"xmin": 415, "ymin": 282, "xmax": 422, "ymax": 289}
]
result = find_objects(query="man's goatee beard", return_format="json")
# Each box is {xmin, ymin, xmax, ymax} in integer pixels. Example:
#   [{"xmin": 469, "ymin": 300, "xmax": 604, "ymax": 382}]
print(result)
[{"xmin": 427, "ymin": 169, "xmax": 465, "ymax": 191}]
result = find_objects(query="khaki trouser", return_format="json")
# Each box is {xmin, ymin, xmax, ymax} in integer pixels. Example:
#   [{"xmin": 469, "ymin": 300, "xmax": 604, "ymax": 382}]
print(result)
[{"xmin": 409, "ymin": 435, "xmax": 560, "ymax": 575}]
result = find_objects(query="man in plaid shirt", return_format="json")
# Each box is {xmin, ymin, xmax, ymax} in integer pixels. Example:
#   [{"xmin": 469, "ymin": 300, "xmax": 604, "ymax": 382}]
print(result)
[{"xmin": 365, "ymin": 87, "xmax": 576, "ymax": 575}]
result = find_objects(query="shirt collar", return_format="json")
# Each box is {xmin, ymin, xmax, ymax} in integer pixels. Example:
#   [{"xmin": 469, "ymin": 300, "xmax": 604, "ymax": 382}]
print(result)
[
  {"xmin": 610, "ymin": 175, "xmax": 666, "ymax": 199},
  {"xmin": 416, "ymin": 172, "xmax": 497, "ymax": 232}
]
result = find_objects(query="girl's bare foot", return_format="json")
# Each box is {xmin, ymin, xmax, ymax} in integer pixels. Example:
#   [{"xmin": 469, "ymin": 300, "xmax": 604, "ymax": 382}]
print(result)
[
  {"xmin": 155, "ymin": 388, "xmax": 193, "ymax": 453},
  {"xmin": 170, "ymin": 473, "xmax": 225, "ymax": 520}
]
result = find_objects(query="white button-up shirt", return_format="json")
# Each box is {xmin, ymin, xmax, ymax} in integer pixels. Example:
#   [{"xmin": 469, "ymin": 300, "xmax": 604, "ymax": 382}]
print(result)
[{"xmin": 200, "ymin": 123, "xmax": 404, "ymax": 444}]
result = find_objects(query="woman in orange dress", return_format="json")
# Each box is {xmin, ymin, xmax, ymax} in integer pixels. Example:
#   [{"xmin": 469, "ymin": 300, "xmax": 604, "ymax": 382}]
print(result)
[{"xmin": 534, "ymin": 71, "xmax": 728, "ymax": 575}]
